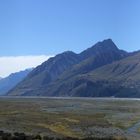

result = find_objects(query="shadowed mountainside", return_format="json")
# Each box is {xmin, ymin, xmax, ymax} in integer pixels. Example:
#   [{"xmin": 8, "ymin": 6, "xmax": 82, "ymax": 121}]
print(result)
[
  {"xmin": 8, "ymin": 39, "xmax": 130, "ymax": 96},
  {"xmin": 45, "ymin": 52, "xmax": 140, "ymax": 97}
]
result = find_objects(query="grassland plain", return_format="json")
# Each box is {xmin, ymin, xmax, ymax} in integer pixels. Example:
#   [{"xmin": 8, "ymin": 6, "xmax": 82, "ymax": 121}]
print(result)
[{"xmin": 0, "ymin": 97, "xmax": 139, "ymax": 140}]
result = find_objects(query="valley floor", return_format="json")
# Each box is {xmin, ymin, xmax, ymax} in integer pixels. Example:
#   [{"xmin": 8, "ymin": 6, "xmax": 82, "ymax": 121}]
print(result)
[{"xmin": 0, "ymin": 97, "xmax": 139, "ymax": 140}]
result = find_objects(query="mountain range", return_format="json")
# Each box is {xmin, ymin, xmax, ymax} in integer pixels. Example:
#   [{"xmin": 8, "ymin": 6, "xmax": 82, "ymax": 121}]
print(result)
[
  {"xmin": 7, "ymin": 39, "xmax": 140, "ymax": 97},
  {"xmin": 0, "ymin": 69, "xmax": 32, "ymax": 95}
]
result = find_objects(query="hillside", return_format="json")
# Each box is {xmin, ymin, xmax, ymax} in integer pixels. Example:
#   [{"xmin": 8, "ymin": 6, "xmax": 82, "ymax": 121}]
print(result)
[
  {"xmin": 8, "ymin": 39, "xmax": 129, "ymax": 96},
  {"xmin": 8, "ymin": 51, "xmax": 81, "ymax": 95},
  {"xmin": 45, "ymin": 52, "xmax": 140, "ymax": 97}
]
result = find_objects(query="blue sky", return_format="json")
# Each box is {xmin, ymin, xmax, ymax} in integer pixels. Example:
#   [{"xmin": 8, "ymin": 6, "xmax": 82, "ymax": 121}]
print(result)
[
  {"xmin": 0, "ymin": 0, "xmax": 140, "ymax": 56},
  {"xmin": 0, "ymin": 0, "xmax": 140, "ymax": 77}
]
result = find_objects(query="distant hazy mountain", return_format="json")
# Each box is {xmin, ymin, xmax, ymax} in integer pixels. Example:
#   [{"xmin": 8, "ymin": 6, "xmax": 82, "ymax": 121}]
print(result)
[
  {"xmin": 0, "ymin": 69, "xmax": 32, "ymax": 95},
  {"xmin": 8, "ymin": 39, "xmax": 131, "ymax": 96}
]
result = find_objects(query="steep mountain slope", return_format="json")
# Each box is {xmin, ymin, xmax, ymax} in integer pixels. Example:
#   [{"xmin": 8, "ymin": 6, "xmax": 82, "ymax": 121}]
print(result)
[
  {"xmin": 0, "ymin": 69, "xmax": 32, "ymax": 95},
  {"xmin": 8, "ymin": 39, "xmax": 128, "ymax": 96},
  {"xmin": 46, "ymin": 52, "xmax": 140, "ymax": 97},
  {"xmin": 8, "ymin": 51, "xmax": 81, "ymax": 95},
  {"xmin": 79, "ymin": 39, "xmax": 126, "ymax": 60}
]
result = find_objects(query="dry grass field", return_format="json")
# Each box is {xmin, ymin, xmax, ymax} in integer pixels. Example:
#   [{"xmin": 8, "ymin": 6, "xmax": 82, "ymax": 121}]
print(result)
[{"xmin": 0, "ymin": 97, "xmax": 139, "ymax": 140}]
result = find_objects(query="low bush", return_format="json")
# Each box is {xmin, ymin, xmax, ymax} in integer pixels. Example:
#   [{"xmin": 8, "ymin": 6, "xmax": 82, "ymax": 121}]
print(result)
[{"xmin": 0, "ymin": 131, "xmax": 127, "ymax": 140}]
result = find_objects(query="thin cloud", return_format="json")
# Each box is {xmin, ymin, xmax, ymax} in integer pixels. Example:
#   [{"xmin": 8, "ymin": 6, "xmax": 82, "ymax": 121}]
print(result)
[{"xmin": 0, "ymin": 55, "xmax": 53, "ymax": 78}]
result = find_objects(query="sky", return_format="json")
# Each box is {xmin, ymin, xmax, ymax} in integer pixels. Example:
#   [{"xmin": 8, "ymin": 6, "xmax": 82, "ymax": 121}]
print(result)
[
  {"xmin": 0, "ymin": 0, "xmax": 140, "ymax": 77},
  {"xmin": 0, "ymin": 55, "xmax": 53, "ymax": 77}
]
